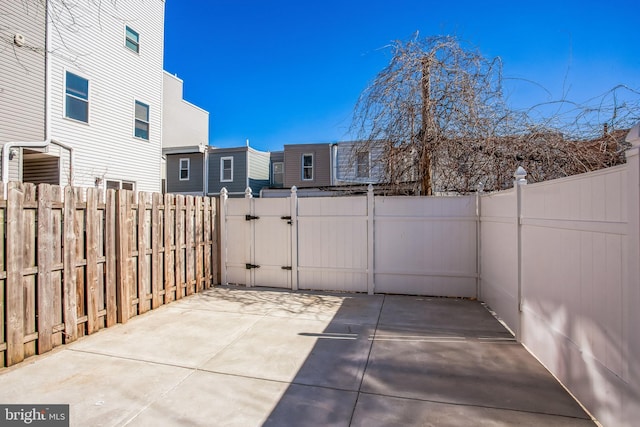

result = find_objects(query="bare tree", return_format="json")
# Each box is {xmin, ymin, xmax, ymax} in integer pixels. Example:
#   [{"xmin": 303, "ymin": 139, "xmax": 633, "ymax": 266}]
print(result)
[{"xmin": 350, "ymin": 34, "xmax": 640, "ymax": 194}]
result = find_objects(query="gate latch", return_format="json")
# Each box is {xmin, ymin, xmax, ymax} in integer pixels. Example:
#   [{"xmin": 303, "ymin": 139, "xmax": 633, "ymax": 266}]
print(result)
[
  {"xmin": 245, "ymin": 263, "xmax": 261, "ymax": 269},
  {"xmin": 281, "ymin": 216, "xmax": 292, "ymax": 224},
  {"xmin": 245, "ymin": 215, "xmax": 260, "ymax": 221},
  {"xmin": 281, "ymin": 266, "xmax": 292, "ymax": 270}
]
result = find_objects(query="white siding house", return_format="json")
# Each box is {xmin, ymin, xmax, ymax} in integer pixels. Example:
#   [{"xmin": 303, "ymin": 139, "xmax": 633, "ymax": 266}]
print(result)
[
  {"xmin": 162, "ymin": 72, "xmax": 209, "ymax": 150},
  {"xmin": 48, "ymin": 1, "xmax": 165, "ymax": 191},
  {"xmin": 335, "ymin": 141, "xmax": 386, "ymax": 185},
  {"xmin": 162, "ymin": 71, "xmax": 210, "ymax": 195},
  {"xmin": 0, "ymin": 1, "xmax": 47, "ymax": 183}
]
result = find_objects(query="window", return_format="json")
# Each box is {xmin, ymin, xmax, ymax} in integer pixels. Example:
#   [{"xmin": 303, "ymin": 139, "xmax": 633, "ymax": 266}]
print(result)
[
  {"xmin": 272, "ymin": 162, "xmax": 284, "ymax": 186},
  {"xmin": 106, "ymin": 180, "xmax": 135, "ymax": 191},
  {"xmin": 302, "ymin": 154, "xmax": 313, "ymax": 181},
  {"xmin": 220, "ymin": 157, "xmax": 233, "ymax": 182},
  {"xmin": 125, "ymin": 26, "xmax": 139, "ymax": 53},
  {"xmin": 134, "ymin": 100, "xmax": 149, "ymax": 140},
  {"xmin": 65, "ymin": 71, "xmax": 89, "ymax": 122},
  {"xmin": 356, "ymin": 151, "xmax": 370, "ymax": 179},
  {"xmin": 179, "ymin": 158, "xmax": 190, "ymax": 181}
]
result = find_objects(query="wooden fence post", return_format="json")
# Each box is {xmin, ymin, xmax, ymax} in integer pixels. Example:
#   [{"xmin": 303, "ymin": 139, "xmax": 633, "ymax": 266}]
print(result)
[
  {"xmin": 63, "ymin": 186, "xmax": 78, "ymax": 343},
  {"xmin": 151, "ymin": 192, "xmax": 161, "ymax": 309},
  {"xmin": 137, "ymin": 192, "xmax": 149, "ymax": 314},
  {"xmin": 175, "ymin": 195, "xmax": 184, "ymax": 299},
  {"xmin": 105, "ymin": 189, "xmax": 117, "ymax": 327},
  {"xmin": 116, "ymin": 190, "xmax": 131, "ymax": 323},
  {"xmin": 185, "ymin": 196, "xmax": 194, "ymax": 295},
  {"xmin": 86, "ymin": 188, "xmax": 100, "ymax": 334},
  {"xmin": 195, "ymin": 196, "xmax": 204, "ymax": 292},
  {"xmin": 203, "ymin": 197, "xmax": 212, "ymax": 288},
  {"xmin": 6, "ymin": 183, "xmax": 25, "ymax": 365},
  {"xmin": 163, "ymin": 193, "xmax": 175, "ymax": 303},
  {"xmin": 37, "ymin": 184, "xmax": 54, "ymax": 353}
]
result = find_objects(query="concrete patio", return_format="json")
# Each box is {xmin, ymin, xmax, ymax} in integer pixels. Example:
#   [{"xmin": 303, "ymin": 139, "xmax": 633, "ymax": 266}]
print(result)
[{"xmin": 0, "ymin": 286, "xmax": 596, "ymax": 426}]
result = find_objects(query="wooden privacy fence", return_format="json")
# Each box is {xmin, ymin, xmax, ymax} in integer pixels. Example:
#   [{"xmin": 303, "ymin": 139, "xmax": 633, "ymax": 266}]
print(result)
[{"xmin": 0, "ymin": 182, "xmax": 218, "ymax": 368}]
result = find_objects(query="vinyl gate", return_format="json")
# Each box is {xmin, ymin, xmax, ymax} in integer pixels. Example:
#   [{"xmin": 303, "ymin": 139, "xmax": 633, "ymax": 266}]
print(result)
[
  {"xmin": 220, "ymin": 187, "xmax": 478, "ymax": 297},
  {"xmin": 222, "ymin": 191, "xmax": 294, "ymax": 288}
]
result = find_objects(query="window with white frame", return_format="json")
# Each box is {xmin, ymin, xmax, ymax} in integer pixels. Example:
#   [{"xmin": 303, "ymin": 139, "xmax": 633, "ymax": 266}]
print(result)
[
  {"xmin": 220, "ymin": 156, "xmax": 233, "ymax": 182},
  {"xmin": 64, "ymin": 71, "xmax": 89, "ymax": 123},
  {"xmin": 125, "ymin": 26, "xmax": 139, "ymax": 53},
  {"xmin": 356, "ymin": 151, "xmax": 370, "ymax": 178},
  {"xmin": 272, "ymin": 162, "xmax": 284, "ymax": 186},
  {"xmin": 179, "ymin": 158, "xmax": 190, "ymax": 180},
  {"xmin": 302, "ymin": 154, "xmax": 313, "ymax": 180},
  {"xmin": 134, "ymin": 100, "xmax": 149, "ymax": 140}
]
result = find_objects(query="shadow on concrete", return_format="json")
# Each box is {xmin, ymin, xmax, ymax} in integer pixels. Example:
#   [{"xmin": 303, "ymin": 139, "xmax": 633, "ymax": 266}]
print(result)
[{"xmin": 259, "ymin": 291, "xmax": 595, "ymax": 427}]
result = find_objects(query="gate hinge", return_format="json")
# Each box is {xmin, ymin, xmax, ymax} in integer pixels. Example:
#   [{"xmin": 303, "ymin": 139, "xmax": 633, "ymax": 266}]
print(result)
[
  {"xmin": 281, "ymin": 215, "xmax": 292, "ymax": 224},
  {"xmin": 245, "ymin": 263, "xmax": 261, "ymax": 269},
  {"xmin": 281, "ymin": 266, "xmax": 292, "ymax": 270},
  {"xmin": 245, "ymin": 215, "xmax": 260, "ymax": 221}
]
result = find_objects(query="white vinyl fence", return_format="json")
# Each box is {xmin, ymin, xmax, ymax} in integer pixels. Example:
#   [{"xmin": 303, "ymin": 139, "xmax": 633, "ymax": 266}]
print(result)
[
  {"xmin": 220, "ymin": 187, "xmax": 478, "ymax": 297},
  {"xmin": 218, "ymin": 124, "xmax": 640, "ymax": 427},
  {"xmin": 480, "ymin": 125, "xmax": 640, "ymax": 427}
]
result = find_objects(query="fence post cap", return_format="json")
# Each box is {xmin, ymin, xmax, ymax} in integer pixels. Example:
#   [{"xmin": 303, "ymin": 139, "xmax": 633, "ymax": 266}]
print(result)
[
  {"xmin": 513, "ymin": 166, "xmax": 527, "ymax": 186},
  {"xmin": 220, "ymin": 187, "xmax": 228, "ymax": 197},
  {"xmin": 625, "ymin": 123, "xmax": 640, "ymax": 147},
  {"xmin": 290, "ymin": 186, "xmax": 297, "ymax": 194},
  {"xmin": 477, "ymin": 182, "xmax": 484, "ymax": 193},
  {"xmin": 244, "ymin": 187, "xmax": 253, "ymax": 198}
]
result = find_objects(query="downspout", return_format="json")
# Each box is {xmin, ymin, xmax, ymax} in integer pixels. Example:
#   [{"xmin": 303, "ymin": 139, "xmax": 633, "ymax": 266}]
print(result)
[
  {"xmin": 3, "ymin": 5, "xmax": 74, "ymax": 194},
  {"xmin": 203, "ymin": 145, "xmax": 208, "ymax": 196},
  {"xmin": 246, "ymin": 142, "xmax": 250, "ymax": 194},
  {"xmin": 330, "ymin": 143, "xmax": 337, "ymax": 186}
]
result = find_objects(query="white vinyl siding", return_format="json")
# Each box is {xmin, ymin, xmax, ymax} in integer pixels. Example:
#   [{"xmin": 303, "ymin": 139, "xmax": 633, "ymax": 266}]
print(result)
[
  {"xmin": 48, "ymin": 0, "xmax": 165, "ymax": 191},
  {"xmin": 179, "ymin": 158, "xmax": 190, "ymax": 180},
  {"xmin": 221, "ymin": 156, "xmax": 233, "ymax": 182},
  {"xmin": 0, "ymin": 1, "xmax": 46, "ymax": 145},
  {"xmin": 162, "ymin": 72, "xmax": 209, "ymax": 150}
]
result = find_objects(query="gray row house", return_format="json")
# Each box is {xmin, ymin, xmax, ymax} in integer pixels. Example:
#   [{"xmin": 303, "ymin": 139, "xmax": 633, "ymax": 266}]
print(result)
[{"xmin": 165, "ymin": 140, "xmax": 387, "ymax": 197}]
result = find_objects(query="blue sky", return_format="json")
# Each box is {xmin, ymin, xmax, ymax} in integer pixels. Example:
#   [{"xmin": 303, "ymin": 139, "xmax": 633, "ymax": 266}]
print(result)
[{"xmin": 164, "ymin": 0, "xmax": 639, "ymax": 152}]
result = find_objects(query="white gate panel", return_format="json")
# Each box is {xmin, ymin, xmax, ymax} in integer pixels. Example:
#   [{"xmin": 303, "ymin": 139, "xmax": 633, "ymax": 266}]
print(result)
[
  {"xmin": 225, "ymin": 198, "xmax": 251, "ymax": 285},
  {"xmin": 253, "ymin": 198, "xmax": 291, "ymax": 288},
  {"xmin": 297, "ymin": 197, "xmax": 368, "ymax": 292},
  {"xmin": 374, "ymin": 196, "xmax": 477, "ymax": 297}
]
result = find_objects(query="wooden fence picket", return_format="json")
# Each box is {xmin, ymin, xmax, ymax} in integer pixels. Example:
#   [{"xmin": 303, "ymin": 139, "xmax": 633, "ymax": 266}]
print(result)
[
  {"xmin": 6, "ymin": 183, "xmax": 25, "ymax": 365},
  {"xmin": 105, "ymin": 189, "xmax": 117, "ymax": 327},
  {"xmin": 37, "ymin": 184, "xmax": 54, "ymax": 353},
  {"xmin": 63, "ymin": 186, "xmax": 78, "ymax": 343},
  {"xmin": 0, "ymin": 184, "xmax": 219, "ymax": 368}
]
